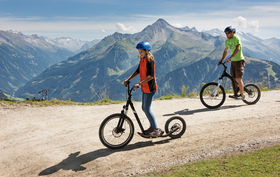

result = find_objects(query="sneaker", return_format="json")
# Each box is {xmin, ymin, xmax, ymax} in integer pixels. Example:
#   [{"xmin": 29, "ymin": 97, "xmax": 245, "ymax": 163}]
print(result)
[
  {"xmin": 137, "ymin": 127, "xmax": 153, "ymax": 138},
  {"xmin": 235, "ymin": 94, "xmax": 245, "ymax": 100},
  {"xmin": 143, "ymin": 126, "xmax": 153, "ymax": 135},
  {"xmin": 229, "ymin": 94, "xmax": 240, "ymax": 98},
  {"xmin": 147, "ymin": 128, "xmax": 164, "ymax": 138}
]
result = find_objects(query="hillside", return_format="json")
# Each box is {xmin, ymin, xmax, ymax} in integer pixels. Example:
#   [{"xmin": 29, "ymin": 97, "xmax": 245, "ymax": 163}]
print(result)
[
  {"xmin": 0, "ymin": 30, "xmax": 74, "ymax": 95},
  {"xmin": 14, "ymin": 19, "xmax": 280, "ymax": 101},
  {"xmin": 0, "ymin": 90, "xmax": 7, "ymax": 99}
]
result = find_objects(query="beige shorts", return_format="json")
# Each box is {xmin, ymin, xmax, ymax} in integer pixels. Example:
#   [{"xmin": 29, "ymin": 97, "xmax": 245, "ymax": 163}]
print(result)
[{"xmin": 230, "ymin": 60, "xmax": 245, "ymax": 78}]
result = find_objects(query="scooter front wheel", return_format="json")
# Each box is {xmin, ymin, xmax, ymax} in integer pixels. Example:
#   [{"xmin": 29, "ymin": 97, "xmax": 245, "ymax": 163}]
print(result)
[
  {"xmin": 165, "ymin": 116, "xmax": 186, "ymax": 138},
  {"xmin": 200, "ymin": 82, "xmax": 226, "ymax": 109},
  {"xmin": 99, "ymin": 114, "xmax": 134, "ymax": 149}
]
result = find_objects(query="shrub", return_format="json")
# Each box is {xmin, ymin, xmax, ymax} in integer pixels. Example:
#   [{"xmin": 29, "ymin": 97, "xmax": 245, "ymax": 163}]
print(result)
[{"xmin": 180, "ymin": 85, "xmax": 188, "ymax": 97}]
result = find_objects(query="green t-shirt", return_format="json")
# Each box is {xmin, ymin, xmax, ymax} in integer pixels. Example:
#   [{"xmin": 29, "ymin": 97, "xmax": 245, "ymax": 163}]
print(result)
[{"xmin": 225, "ymin": 35, "xmax": 244, "ymax": 62}]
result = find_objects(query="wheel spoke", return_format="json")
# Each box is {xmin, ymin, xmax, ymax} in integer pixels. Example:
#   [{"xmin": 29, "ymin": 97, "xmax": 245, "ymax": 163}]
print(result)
[
  {"xmin": 200, "ymin": 83, "xmax": 226, "ymax": 109},
  {"xmin": 242, "ymin": 84, "xmax": 261, "ymax": 105},
  {"xmin": 165, "ymin": 116, "xmax": 186, "ymax": 138},
  {"xmin": 99, "ymin": 114, "xmax": 134, "ymax": 149}
]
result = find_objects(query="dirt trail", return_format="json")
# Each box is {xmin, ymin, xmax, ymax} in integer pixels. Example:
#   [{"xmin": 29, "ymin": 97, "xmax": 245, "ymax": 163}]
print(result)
[{"xmin": 0, "ymin": 90, "xmax": 280, "ymax": 177}]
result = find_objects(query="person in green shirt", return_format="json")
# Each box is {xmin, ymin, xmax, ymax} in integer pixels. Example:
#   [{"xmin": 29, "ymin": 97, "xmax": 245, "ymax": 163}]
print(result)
[{"xmin": 218, "ymin": 26, "xmax": 245, "ymax": 99}]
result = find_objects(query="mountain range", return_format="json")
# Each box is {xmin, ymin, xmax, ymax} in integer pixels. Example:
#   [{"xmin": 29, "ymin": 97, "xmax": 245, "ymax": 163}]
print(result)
[
  {"xmin": 43, "ymin": 36, "xmax": 100, "ymax": 53},
  {"xmin": 0, "ymin": 30, "xmax": 102, "ymax": 96},
  {"xmin": 0, "ymin": 30, "xmax": 75, "ymax": 95},
  {"xmin": 12, "ymin": 19, "xmax": 280, "ymax": 101},
  {"xmin": 6, "ymin": 31, "xmax": 101, "ymax": 53}
]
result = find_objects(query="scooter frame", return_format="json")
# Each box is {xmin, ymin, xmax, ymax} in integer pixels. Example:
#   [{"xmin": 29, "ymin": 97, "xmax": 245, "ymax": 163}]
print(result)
[
  {"xmin": 118, "ymin": 82, "xmax": 182, "ymax": 137},
  {"xmin": 99, "ymin": 81, "xmax": 186, "ymax": 149}
]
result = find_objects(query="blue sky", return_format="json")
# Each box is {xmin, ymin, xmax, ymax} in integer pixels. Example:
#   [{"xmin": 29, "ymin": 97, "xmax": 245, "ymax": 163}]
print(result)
[{"xmin": 1, "ymin": 0, "xmax": 280, "ymax": 41}]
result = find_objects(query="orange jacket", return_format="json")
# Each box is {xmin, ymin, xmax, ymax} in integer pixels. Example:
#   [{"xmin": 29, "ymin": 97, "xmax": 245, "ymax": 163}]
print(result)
[{"xmin": 136, "ymin": 58, "xmax": 157, "ymax": 93}]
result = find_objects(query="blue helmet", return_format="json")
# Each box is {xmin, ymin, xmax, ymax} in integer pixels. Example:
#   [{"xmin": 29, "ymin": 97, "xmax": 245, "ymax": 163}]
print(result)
[
  {"xmin": 224, "ymin": 26, "xmax": 236, "ymax": 33},
  {"xmin": 136, "ymin": 41, "xmax": 151, "ymax": 51}
]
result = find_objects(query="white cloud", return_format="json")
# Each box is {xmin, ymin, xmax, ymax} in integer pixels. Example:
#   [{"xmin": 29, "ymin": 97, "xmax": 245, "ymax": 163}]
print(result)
[
  {"xmin": 116, "ymin": 23, "xmax": 136, "ymax": 33},
  {"xmin": 233, "ymin": 16, "xmax": 259, "ymax": 34},
  {"xmin": 248, "ymin": 20, "xmax": 259, "ymax": 33},
  {"xmin": 234, "ymin": 16, "xmax": 247, "ymax": 28},
  {"xmin": 1, "ymin": 2, "xmax": 279, "ymax": 40},
  {"xmin": 249, "ymin": 4, "xmax": 280, "ymax": 14}
]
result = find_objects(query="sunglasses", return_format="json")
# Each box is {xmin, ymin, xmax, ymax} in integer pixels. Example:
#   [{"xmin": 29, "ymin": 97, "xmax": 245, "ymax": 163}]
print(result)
[{"xmin": 225, "ymin": 32, "xmax": 232, "ymax": 35}]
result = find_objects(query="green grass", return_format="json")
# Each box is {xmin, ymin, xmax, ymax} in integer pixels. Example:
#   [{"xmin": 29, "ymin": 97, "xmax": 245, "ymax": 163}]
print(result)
[
  {"xmin": 137, "ymin": 145, "xmax": 280, "ymax": 177},
  {"xmin": 1, "ymin": 85, "xmax": 279, "ymax": 106},
  {"xmin": 0, "ymin": 98, "xmax": 124, "ymax": 107},
  {"xmin": 155, "ymin": 84, "xmax": 199, "ymax": 100},
  {"xmin": 155, "ymin": 94, "xmax": 175, "ymax": 100},
  {"xmin": 155, "ymin": 92, "xmax": 199, "ymax": 101}
]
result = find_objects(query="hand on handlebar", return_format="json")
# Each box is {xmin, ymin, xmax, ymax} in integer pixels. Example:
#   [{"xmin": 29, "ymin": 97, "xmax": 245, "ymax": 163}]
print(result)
[
  {"xmin": 218, "ymin": 59, "xmax": 231, "ymax": 66},
  {"xmin": 124, "ymin": 80, "xmax": 130, "ymax": 86},
  {"xmin": 132, "ymin": 83, "xmax": 140, "ymax": 90},
  {"xmin": 225, "ymin": 58, "xmax": 231, "ymax": 64}
]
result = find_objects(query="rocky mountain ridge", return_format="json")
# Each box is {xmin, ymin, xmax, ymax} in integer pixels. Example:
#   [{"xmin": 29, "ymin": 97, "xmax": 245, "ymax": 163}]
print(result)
[
  {"xmin": 5, "ymin": 30, "xmax": 101, "ymax": 53},
  {"xmin": 0, "ymin": 30, "xmax": 74, "ymax": 94},
  {"xmin": 14, "ymin": 19, "xmax": 280, "ymax": 101}
]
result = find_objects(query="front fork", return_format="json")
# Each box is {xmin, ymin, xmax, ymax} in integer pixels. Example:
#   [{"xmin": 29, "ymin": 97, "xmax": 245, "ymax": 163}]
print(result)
[
  {"xmin": 213, "ymin": 79, "xmax": 223, "ymax": 96},
  {"xmin": 116, "ymin": 105, "xmax": 129, "ymax": 133}
]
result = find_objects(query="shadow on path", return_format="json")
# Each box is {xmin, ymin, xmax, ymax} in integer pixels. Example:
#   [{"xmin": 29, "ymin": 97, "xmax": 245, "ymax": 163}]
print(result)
[
  {"xmin": 39, "ymin": 138, "xmax": 172, "ymax": 176},
  {"xmin": 163, "ymin": 105, "xmax": 246, "ymax": 116}
]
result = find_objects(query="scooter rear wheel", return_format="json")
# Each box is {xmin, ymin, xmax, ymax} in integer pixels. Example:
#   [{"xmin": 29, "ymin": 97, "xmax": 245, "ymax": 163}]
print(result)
[
  {"xmin": 242, "ymin": 83, "xmax": 261, "ymax": 105},
  {"xmin": 165, "ymin": 116, "xmax": 186, "ymax": 138}
]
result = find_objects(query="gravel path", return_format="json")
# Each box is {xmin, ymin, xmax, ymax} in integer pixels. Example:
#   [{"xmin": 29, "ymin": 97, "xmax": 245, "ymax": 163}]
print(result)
[{"xmin": 0, "ymin": 90, "xmax": 280, "ymax": 177}]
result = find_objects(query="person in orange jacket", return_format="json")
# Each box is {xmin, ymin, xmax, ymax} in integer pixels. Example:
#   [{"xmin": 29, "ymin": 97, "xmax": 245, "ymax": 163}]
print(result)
[{"xmin": 124, "ymin": 41, "xmax": 163, "ymax": 138}]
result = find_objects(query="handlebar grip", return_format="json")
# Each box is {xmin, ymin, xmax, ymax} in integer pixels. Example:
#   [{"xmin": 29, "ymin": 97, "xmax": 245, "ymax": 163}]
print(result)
[{"xmin": 125, "ymin": 81, "xmax": 130, "ymax": 87}]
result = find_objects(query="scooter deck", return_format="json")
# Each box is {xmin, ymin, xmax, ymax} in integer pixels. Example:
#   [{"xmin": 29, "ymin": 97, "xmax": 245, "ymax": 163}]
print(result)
[
  {"xmin": 137, "ymin": 125, "xmax": 181, "ymax": 138},
  {"xmin": 137, "ymin": 132, "xmax": 163, "ymax": 139}
]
